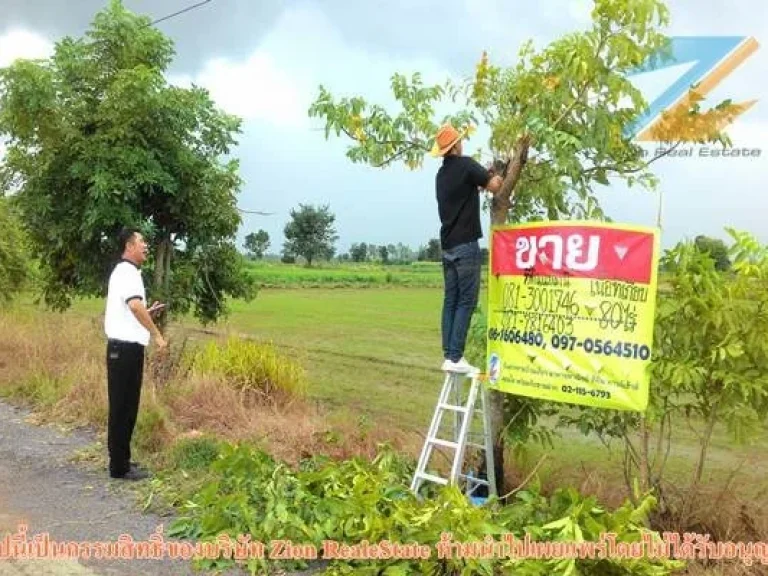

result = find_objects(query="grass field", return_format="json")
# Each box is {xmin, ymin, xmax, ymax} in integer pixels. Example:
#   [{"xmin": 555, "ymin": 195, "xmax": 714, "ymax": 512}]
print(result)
[
  {"xmin": 217, "ymin": 289, "xmax": 768, "ymax": 476},
  {"xmin": 225, "ymin": 288, "xmax": 445, "ymax": 421},
  {"xmin": 244, "ymin": 259, "xmax": 452, "ymax": 288}
]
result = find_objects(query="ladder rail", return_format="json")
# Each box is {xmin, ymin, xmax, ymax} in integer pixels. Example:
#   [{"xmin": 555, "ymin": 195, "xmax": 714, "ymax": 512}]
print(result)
[
  {"xmin": 410, "ymin": 371, "xmax": 459, "ymax": 493},
  {"xmin": 449, "ymin": 378, "xmax": 478, "ymax": 482}
]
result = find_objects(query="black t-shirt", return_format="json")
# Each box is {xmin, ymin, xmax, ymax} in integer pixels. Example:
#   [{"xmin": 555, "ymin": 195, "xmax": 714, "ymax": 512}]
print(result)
[{"xmin": 435, "ymin": 155, "xmax": 490, "ymax": 250}]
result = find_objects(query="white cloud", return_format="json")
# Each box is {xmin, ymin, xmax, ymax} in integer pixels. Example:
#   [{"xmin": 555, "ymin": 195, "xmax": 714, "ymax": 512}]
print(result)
[
  {"xmin": 463, "ymin": 0, "xmax": 511, "ymax": 43},
  {"xmin": 172, "ymin": 2, "xmax": 453, "ymax": 132},
  {"xmin": 726, "ymin": 118, "xmax": 768, "ymax": 146},
  {"xmin": 0, "ymin": 28, "xmax": 53, "ymax": 68},
  {"xmin": 170, "ymin": 51, "xmax": 308, "ymax": 129},
  {"xmin": 568, "ymin": 0, "xmax": 594, "ymax": 24}
]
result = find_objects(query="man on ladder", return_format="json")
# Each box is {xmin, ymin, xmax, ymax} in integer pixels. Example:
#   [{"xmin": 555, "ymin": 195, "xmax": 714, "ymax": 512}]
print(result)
[
  {"xmin": 431, "ymin": 123, "xmax": 502, "ymax": 373},
  {"xmin": 410, "ymin": 124, "xmax": 503, "ymax": 501}
]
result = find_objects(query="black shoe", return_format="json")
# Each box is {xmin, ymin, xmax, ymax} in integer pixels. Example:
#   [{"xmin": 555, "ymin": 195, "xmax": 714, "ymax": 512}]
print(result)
[{"xmin": 110, "ymin": 467, "xmax": 150, "ymax": 481}]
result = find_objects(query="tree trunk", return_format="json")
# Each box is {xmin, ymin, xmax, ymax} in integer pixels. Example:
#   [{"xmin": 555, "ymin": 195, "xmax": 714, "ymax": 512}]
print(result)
[
  {"xmin": 153, "ymin": 237, "xmax": 166, "ymax": 292},
  {"xmin": 487, "ymin": 135, "xmax": 531, "ymax": 498},
  {"xmin": 152, "ymin": 235, "xmax": 173, "ymax": 331},
  {"xmin": 639, "ymin": 416, "xmax": 650, "ymax": 493},
  {"xmin": 681, "ymin": 393, "xmax": 721, "ymax": 527}
]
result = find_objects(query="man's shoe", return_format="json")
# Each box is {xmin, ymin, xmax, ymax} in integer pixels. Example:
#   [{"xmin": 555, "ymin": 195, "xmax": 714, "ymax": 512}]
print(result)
[
  {"xmin": 110, "ymin": 467, "xmax": 150, "ymax": 481},
  {"xmin": 441, "ymin": 357, "xmax": 479, "ymax": 374}
]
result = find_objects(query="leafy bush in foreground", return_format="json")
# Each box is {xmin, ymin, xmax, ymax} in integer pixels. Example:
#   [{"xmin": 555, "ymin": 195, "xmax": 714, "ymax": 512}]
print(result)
[{"xmin": 168, "ymin": 443, "xmax": 684, "ymax": 575}]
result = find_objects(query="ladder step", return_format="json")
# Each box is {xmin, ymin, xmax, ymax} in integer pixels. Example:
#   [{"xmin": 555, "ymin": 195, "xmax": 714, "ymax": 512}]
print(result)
[
  {"xmin": 429, "ymin": 438, "xmax": 458, "ymax": 449},
  {"xmin": 411, "ymin": 374, "xmax": 496, "ymax": 499},
  {"xmin": 459, "ymin": 474, "xmax": 490, "ymax": 486},
  {"xmin": 438, "ymin": 403, "xmax": 468, "ymax": 413},
  {"xmin": 417, "ymin": 472, "xmax": 448, "ymax": 485}
]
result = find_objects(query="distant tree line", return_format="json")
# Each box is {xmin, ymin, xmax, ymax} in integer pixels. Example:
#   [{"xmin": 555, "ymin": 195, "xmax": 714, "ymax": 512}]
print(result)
[
  {"xmin": 241, "ymin": 203, "xmax": 497, "ymax": 267},
  {"xmin": 342, "ymin": 240, "xmax": 443, "ymax": 264},
  {"xmin": 242, "ymin": 203, "xmax": 472, "ymax": 267}
]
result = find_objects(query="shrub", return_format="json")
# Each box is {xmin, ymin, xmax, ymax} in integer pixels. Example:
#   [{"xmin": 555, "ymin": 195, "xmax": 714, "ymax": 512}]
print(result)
[
  {"xmin": 168, "ymin": 443, "xmax": 685, "ymax": 576},
  {"xmin": 134, "ymin": 400, "xmax": 174, "ymax": 456},
  {"xmin": 167, "ymin": 435, "xmax": 223, "ymax": 471},
  {"xmin": 187, "ymin": 337, "xmax": 307, "ymax": 404}
]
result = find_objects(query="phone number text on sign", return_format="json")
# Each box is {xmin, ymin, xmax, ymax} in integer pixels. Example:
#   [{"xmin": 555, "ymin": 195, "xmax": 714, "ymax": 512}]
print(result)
[{"xmin": 485, "ymin": 221, "xmax": 660, "ymax": 412}]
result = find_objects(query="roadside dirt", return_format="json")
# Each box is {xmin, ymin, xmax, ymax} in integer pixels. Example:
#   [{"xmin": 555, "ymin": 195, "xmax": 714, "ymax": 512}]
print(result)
[{"xmin": 0, "ymin": 400, "xmax": 322, "ymax": 576}]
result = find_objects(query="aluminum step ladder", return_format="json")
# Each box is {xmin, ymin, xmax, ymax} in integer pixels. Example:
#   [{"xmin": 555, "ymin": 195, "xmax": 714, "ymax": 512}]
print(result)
[{"xmin": 410, "ymin": 370, "xmax": 497, "ymax": 501}]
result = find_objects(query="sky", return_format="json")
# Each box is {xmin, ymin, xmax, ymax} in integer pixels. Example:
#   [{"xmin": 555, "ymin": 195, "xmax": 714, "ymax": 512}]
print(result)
[{"xmin": 0, "ymin": 0, "xmax": 766, "ymax": 255}]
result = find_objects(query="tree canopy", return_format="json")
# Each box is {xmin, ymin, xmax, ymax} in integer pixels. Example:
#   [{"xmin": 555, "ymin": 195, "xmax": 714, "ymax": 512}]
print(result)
[
  {"xmin": 0, "ymin": 198, "xmax": 30, "ymax": 303},
  {"xmin": 282, "ymin": 204, "xmax": 338, "ymax": 267},
  {"xmin": 309, "ymin": 0, "xmax": 739, "ymax": 226},
  {"xmin": 693, "ymin": 234, "xmax": 731, "ymax": 271},
  {"xmin": 244, "ymin": 230, "xmax": 270, "ymax": 260},
  {"xmin": 0, "ymin": 0, "xmax": 254, "ymax": 323}
]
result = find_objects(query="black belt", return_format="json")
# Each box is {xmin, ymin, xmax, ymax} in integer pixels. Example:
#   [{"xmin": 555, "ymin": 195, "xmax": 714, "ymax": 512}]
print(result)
[{"xmin": 107, "ymin": 338, "xmax": 144, "ymax": 347}]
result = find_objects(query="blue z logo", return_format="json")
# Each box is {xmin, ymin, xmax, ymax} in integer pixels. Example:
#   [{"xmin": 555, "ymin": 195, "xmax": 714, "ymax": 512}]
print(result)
[{"xmin": 626, "ymin": 36, "xmax": 759, "ymax": 142}]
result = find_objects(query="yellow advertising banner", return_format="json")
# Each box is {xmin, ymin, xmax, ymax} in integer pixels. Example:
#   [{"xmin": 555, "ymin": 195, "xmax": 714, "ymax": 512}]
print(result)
[{"xmin": 485, "ymin": 221, "xmax": 660, "ymax": 411}]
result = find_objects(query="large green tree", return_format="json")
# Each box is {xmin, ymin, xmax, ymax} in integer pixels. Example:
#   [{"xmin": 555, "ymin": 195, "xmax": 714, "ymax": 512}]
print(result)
[
  {"xmin": 0, "ymin": 0, "xmax": 254, "ymax": 324},
  {"xmin": 308, "ymin": 0, "xmax": 739, "ymax": 492},
  {"xmin": 282, "ymin": 204, "xmax": 338, "ymax": 267}
]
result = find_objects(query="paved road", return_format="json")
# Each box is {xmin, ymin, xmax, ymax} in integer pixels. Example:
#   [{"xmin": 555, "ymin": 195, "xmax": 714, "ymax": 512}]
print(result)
[{"xmin": 0, "ymin": 401, "xmax": 251, "ymax": 576}]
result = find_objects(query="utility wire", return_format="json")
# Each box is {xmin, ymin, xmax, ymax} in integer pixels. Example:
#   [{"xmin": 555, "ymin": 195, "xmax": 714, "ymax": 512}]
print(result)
[
  {"xmin": 145, "ymin": 0, "xmax": 214, "ymax": 27},
  {"xmin": 238, "ymin": 209, "xmax": 275, "ymax": 216}
]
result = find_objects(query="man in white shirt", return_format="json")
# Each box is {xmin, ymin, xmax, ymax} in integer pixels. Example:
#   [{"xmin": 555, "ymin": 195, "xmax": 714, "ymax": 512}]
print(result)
[{"xmin": 104, "ymin": 228, "xmax": 167, "ymax": 480}]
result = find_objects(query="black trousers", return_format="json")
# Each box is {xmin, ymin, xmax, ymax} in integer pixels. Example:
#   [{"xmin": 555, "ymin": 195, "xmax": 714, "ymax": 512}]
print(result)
[{"xmin": 106, "ymin": 339, "xmax": 145, "ymax": 477}]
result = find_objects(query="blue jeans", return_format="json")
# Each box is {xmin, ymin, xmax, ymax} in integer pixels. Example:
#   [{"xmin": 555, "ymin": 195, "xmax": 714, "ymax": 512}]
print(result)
[{"xmin": 441, "ymin": 241, "xmax": 481, "ymax": 362}]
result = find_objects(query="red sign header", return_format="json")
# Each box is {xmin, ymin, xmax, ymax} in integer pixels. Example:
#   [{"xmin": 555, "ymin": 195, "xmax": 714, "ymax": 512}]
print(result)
[{"xmin": 491, "ymin": 225, "xmax": 656, "ymax": 284}]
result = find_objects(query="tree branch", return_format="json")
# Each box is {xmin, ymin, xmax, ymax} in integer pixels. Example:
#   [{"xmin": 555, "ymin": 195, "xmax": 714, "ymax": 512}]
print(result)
[
  {"xmin": 582, "ymin": 140, "xmax": 683, "ymax": 175},
  {"xmin": 491, "ymin": 133, "xmax": 531, "ymax": 224},
  {"xmin": 526, "ymin": 138, "xmax": 685, "ymax": 187},
  {"xmin": 373, "ymin": 142, "xmax": 428, "ymax": 168},
  {"xmin": 338, "ymin": 125, "xmax": 429, "ymax": 168},
  {"xmin": 341, "ymin": 127, "xmax": 426, "ymax": 152},
  {"xmin": 551, "ymin": 29, "xmax": 614, "ymax": 130},
  {"xmin": 500, "ymin": 453, "xmax": 549, "ymax": 500}
]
